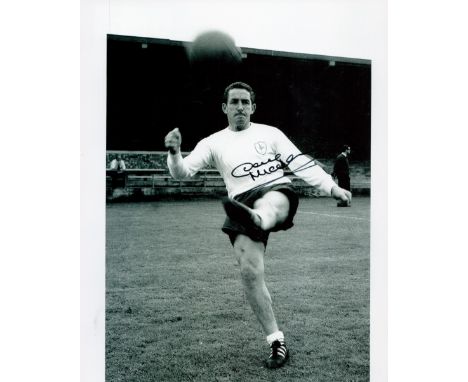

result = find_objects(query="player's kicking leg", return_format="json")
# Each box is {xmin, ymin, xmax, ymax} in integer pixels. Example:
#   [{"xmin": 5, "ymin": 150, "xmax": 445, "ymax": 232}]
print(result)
[
  {"xmin": 233, "ymin": 234, "xmax": 289, "ymax": 369},
  {"xmin": 222, "ymin": 190, "xmax": 290, "ymax": 232}
]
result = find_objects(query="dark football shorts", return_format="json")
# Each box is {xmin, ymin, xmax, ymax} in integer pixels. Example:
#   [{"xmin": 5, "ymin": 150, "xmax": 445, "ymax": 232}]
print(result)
[{"xmin": 221, "ymin": 183, "xmax": 299, "ymax": 247}]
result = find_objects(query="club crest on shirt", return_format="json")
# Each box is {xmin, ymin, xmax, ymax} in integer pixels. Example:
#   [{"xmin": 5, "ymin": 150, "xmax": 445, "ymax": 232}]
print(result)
[{"xmin": 254, "ymin": 141, "xmax": 267, "ymax": 155}]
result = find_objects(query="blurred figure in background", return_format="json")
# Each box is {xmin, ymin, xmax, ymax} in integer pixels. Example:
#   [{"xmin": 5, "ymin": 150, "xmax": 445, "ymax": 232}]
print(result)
[
  {"xmin": 332, "ymin": 145, "xmax": 351, "ymax": 206},
  {"xmin": 109, "ymin": 154, "xmax": 127, "ymax": 188}
]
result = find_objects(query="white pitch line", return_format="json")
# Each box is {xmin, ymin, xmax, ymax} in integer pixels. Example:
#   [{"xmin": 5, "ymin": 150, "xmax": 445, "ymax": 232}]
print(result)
[
  {"xmin": 297, "ymin": 210, "xmax": 370, "ymax": 221},
  {"xmin": 204, "ymin": 211, "xmax": 369, "ymax": 221}
]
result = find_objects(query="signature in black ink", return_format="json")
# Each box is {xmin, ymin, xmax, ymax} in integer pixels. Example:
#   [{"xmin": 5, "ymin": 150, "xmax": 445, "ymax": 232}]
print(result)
[
  {"xmin": 231, "ymin": 153, "xmax": 284, "ymax": 180},
  {"xmin": 231, "ymin": 151, "xmax": 318, "ymax": 182}
]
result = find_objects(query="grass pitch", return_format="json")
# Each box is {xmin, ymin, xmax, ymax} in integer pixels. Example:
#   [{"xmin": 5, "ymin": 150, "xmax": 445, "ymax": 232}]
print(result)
[{"xmin": 106, "ymin": 196, "xmax": 370, "ymax": 381}]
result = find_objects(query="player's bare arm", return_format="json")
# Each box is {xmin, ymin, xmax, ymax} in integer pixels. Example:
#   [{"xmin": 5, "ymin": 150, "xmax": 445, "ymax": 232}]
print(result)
[{"xmin": 164, "ymin": 127, "xmax": 182, "ymax": 155}]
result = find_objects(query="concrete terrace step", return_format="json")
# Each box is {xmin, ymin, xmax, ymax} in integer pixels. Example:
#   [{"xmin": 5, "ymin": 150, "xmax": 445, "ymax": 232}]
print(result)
[{"xmin": 106, "ymin": 169, "xmax": 370, "ymax": 201}]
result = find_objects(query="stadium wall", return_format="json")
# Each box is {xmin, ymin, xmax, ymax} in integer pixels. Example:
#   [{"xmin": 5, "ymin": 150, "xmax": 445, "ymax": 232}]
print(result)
[{"xmin": 106, "ymin": 151, "xmax": 370, "ymax": 201}]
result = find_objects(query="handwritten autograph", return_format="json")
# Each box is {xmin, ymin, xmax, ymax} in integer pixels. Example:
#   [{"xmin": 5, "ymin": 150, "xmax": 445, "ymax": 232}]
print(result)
[{"xmin": 231, "ymin": 151, "xmax": 318, "ymax": 181}]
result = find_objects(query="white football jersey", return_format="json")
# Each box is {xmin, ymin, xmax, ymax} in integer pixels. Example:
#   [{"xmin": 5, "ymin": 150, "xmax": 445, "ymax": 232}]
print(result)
[{"xmin": 167, "ymin": 123, "xmax": 337, "ymax": 198}]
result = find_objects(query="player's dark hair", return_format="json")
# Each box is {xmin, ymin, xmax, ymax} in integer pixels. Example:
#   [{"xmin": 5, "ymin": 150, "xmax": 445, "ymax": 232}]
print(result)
[
  {"xmin": 343, "ymin": 145, "xmax": 351, "ymax": 151},
  {"xmin": 223, "ymin": 82, "xmax": 256, "ymax": 103}
]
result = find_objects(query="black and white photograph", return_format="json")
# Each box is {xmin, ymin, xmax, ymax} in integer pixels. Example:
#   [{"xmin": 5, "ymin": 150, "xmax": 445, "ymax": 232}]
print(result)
[
  {"xmin": 6, "ymin": 1, "xmax": 468, "ymax": 382},
  {"xmin": 84, "ymin": 0, "xmax": 386, "ymax": 381},
  {"xmin": 105, "ymin": 33, "xmax": 370, "ymax": 381}
]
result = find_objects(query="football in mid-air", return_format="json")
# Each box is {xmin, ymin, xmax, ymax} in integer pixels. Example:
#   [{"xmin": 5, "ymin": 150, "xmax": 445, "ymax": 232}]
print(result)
[{"xmin": 188, "ymin": 30, "xmax": 243, "ymax": 66}]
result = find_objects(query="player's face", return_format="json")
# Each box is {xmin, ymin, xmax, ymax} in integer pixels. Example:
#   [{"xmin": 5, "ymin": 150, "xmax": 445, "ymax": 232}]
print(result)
[{"xmin": 222, "ymin": 89, "xmax": 256, "ymax": 131}]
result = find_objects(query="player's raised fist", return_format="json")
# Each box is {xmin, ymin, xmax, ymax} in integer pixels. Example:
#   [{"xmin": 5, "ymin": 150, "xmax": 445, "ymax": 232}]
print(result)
[{"xmin": 165, "ymin": 128, "xmax": 182, "ymax": 154}]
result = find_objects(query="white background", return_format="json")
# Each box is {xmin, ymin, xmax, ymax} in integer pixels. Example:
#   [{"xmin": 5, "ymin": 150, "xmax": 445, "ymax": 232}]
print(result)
[
  {"xmin": 108, "ymin": 0, "xmax": 384, "ymax": 60},
  {"xmin": 1, "ymin": 0, "xmax": 467, "ymax": 381}
]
